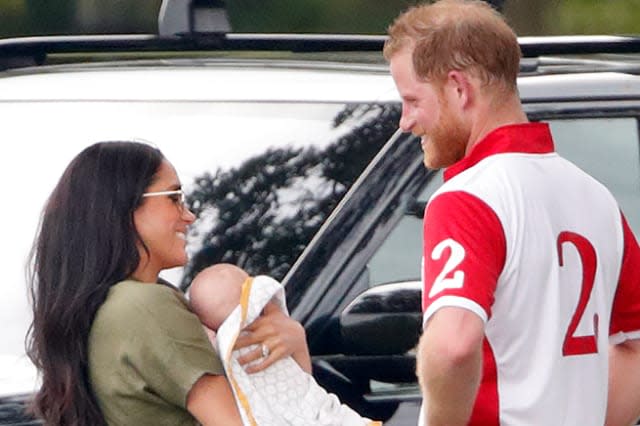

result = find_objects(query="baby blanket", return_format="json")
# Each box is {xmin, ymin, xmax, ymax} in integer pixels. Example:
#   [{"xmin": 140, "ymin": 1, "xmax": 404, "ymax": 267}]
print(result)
[{"xmin": 216, "ymin": 275, "xmax": 381, "ymax": 426}]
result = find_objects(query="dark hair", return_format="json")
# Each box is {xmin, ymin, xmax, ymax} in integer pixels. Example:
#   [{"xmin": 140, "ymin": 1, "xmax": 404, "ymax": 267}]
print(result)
[{"xmin": 26, "ymin": 141, "xmax": 164, "ymax": 425}]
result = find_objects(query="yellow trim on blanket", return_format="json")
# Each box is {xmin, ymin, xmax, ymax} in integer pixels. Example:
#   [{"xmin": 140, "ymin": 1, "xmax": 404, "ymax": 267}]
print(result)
[
  {"xmin": 239, "ymin": 276, "xmax": 252, "ymax": 324},
  {"xmin": 225, "ymin": 277, "xmax": 258, "ymax": 426}
]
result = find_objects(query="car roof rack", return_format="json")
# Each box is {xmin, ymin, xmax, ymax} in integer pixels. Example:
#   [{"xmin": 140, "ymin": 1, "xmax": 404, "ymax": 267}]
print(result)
[
  {"xmin": 0, "ymin": 33, "xmax": 390, "ymax": 71},
  {"xmin": 3, "ymin": 35, "xmax": 640, "ymax": 69},
  {"xmin": 2, "ymin": 0, "xmax": 640, "ymax": 73}
]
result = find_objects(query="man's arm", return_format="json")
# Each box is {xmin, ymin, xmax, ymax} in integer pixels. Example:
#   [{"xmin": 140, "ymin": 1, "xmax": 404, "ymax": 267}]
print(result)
[
  {"xmin": 606, "ymin": 339, "xmax": 640, "ymax": 426},
  {"xmin": 607, "ymin": 214, "xmax": 640, "ymax": 425},
  {"xmin": 417, "ymin": 306, "xmax": 484, "ymax": 426}
]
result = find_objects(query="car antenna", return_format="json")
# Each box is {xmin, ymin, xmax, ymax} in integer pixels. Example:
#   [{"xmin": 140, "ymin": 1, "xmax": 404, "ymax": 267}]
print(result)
[{"xmin": 158, "ymin": 0, "xmax": 232, "ymax": 37}]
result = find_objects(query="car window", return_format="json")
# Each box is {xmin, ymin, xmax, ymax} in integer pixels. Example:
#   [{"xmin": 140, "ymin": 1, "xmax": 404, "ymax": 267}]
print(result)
[
  {"xmin": 549, "ymin": 117, "xmax": 640, "ymax": 234},
  {"xmin": 365, "ymin": 116, "xmax": 640, "ymax": 290},
  {"xmin": 0, "ymin": 100, "xmax": 395, "ymax": 372}
]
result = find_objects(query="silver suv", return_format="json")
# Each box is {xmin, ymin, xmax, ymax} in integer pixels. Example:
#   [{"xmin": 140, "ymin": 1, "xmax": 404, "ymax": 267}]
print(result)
[{"xmin": 2, "ymin": 2, "xmax": 640, "ymax": 425}]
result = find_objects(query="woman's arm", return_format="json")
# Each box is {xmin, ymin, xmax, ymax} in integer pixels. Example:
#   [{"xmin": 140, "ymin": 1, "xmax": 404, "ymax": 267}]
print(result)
[
  {"xmin": 187, "ymin": 374, "xmax": 243, "ymax": 425},
  {"xmin": 234, "ymin": 303, "xmax": 312, "ymax": 374}
]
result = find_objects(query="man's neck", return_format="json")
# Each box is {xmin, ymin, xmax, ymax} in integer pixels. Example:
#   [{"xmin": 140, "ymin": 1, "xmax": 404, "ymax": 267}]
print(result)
[{"xmin": 465, "ymin": 93, "xmax": 528, "ymax": 156}]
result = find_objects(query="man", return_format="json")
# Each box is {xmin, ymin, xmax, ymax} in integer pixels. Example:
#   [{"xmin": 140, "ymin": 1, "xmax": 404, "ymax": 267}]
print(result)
[{"xmin": 383, "ymin": 1, "xmax": 640, "ymax": 424}]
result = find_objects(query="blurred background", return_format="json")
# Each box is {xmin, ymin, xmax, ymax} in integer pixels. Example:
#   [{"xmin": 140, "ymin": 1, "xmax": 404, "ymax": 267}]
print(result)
[{"xmin": 1, "ymin": 0, "xmax": 640, "ymax": 38}]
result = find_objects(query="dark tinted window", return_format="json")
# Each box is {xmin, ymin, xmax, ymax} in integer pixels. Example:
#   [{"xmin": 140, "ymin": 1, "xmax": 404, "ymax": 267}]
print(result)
[
  {"xmin": 550, "ymin": 117, "xmax": 640, "ymax": 233},
  {"xmin": 365, "ymin": 116, "xmax": 640, "ymax": 290}
]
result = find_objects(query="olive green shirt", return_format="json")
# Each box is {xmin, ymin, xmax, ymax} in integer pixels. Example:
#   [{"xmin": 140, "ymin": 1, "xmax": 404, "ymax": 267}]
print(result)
[{"xmin": 88, "ymin": 280, "xmax": 224, "ymax": 426}]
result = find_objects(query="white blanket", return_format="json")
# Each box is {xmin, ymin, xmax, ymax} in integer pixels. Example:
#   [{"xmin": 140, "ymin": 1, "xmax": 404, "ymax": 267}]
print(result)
[{"xmin": 216, "ymin": 275, "xmax": 381, "ymax": 426}]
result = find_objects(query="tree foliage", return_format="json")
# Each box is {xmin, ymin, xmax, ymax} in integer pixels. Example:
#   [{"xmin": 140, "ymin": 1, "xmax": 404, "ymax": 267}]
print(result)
[
  {"xmin": 180, "ymin": 103, "xmax": 400, "ymax": 289},
  {"xmin": 547, "ymin": 0, "xmax": 640, "ymax": 35},
  {"xmin": 3, "ymin": 0, "xmax": 640, "ymax": 38}
]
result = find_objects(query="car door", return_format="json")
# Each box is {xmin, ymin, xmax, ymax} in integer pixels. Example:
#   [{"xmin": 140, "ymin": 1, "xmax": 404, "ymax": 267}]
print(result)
[{"xmin": 286, "ymin": 102, "xmax": 640, "ymax": 424}]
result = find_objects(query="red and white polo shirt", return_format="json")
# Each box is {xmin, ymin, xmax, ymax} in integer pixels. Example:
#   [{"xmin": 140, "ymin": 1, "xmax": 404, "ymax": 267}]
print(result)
[{"xmin": 421, "ymin": 122, "xmax": 640, "ymax": 425}]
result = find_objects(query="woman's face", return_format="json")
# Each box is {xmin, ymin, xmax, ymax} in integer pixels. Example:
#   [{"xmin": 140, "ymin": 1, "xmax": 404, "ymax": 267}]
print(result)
[{"xmin": 133, "ymin": 160, "xmax": 196, "ymax": 283}]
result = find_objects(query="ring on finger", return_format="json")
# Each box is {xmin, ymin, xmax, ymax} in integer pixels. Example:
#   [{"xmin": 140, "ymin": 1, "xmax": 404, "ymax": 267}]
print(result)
[{"xmin": 261, "ymin": 344, "xmax": 270, "ymax": 358}]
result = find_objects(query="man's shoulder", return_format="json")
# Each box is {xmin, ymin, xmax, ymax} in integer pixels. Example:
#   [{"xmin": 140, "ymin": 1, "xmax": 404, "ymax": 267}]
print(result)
[{"xmin": 436, "ymin": 149, "xmax": 562, "ymax": 198}]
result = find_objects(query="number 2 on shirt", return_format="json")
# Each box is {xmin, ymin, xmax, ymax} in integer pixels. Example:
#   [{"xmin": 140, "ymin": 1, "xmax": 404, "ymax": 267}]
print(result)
[
  {"xmin": 429, "ymin": 233, "xmax": 599, "ymax": 357},
  {"xmin": 557, "ymin": 231, "xmax": 599, "ymax": 356},
  {"xmin": 429, "ymin": 238, "xmax": 466, "ymax": 298}
]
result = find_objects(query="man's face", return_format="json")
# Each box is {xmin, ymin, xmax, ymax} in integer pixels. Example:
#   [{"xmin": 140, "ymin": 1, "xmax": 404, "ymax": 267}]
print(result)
[{"xmin": 389, "ymin": 48, "xmax": 469, "ymax": 169}]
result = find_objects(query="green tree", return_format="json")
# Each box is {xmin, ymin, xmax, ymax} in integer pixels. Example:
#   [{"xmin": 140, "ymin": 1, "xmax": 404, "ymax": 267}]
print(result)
[
  {"xmin": 25, "ymin": 0, "xmax": 75, "ymax": 34},
  {"xmin": 5, "ymin": 0, "xmax": 640, "ymax": 38},
  {"xmin": 225, "ymin": 0, "xmax": 417, "ymax": 34},
  {"xmin": 504, "ymin": 0, "xmax": 555, "ymax": 35},
  {"xmin": 181, "ymin": 103, "xmax": 400, "ymax": 290},
  {"xmin": 0, "ymin": 0, "xmax": 29, "ymax": 35},
  {"xmin": 547, "ymin": 0, "xmax": 640, "ymax": 35}
]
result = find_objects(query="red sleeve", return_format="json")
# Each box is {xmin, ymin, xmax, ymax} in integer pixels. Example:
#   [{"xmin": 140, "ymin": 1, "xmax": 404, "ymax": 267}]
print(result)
[
  {"xmin": 610, "ymin": 213, "xmax": 640, "ymax": 336},
  {"xmin": 422, "ymin": 191, "xmax": 506, "ymax": 320}
]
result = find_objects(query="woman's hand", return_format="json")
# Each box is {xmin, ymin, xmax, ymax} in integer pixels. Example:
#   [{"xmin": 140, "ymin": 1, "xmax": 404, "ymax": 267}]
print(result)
[{"xmin": 234, "ymin": 302, "xmax": 311, "ymax": 374}]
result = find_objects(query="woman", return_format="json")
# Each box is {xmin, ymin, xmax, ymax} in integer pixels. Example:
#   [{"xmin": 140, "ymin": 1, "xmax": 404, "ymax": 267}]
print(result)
[{"xmin": 26, "ymin": 141, "xmax": 311, "ymax": 425}]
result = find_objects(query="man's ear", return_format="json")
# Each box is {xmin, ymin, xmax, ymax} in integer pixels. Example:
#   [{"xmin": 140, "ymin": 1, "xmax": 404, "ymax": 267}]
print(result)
[{"xmin": 445, "ymin": 70, "xmax": 474, "ymax": 109}]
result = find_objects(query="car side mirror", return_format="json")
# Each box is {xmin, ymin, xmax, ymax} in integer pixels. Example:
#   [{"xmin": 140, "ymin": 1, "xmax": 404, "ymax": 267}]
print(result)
[{"xmin": 340, "ymin": 281, "xmax": 422, "ymax": 355}]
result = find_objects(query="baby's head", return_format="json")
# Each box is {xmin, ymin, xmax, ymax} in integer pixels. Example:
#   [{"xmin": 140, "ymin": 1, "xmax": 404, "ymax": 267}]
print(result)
[{"xmin": 189, "ymin": 263, "xmax": 249, "ymax": 331}]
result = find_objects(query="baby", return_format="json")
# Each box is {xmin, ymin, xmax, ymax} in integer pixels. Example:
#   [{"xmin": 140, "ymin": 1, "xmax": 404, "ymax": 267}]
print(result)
[
  {"xmin": 190, "ymin": 263, "xmax": 252, "ymax": 340},
  {"xmin": 189, "ymin": 264, "xmax": 381, "ymax": 426}
]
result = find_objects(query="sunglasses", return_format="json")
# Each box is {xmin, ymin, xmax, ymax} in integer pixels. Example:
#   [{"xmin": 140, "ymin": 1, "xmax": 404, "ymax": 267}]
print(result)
[{"xmin": 142, "ymin": 189, "xmax": 186, "ymax": 210}]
